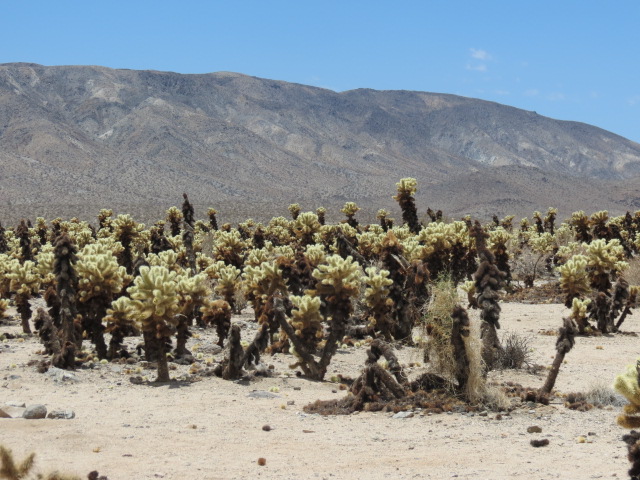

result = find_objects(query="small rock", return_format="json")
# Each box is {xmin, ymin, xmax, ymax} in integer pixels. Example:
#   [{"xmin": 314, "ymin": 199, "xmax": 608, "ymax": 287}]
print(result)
[
  {"xmin": 47, "ymin": 409, "xmax": 75, "ymax": 419},
  {"xmin": 5, "ymin": 401, "xmax": 26, "ymax": 408},
  {"xmin": 576, "ymin": 436, "xmax": 587, "ymax": 443},
  {"xmin": 262, "ymin": 425, "xmax": 271, "ymax": 431},
  {"xmin": 247, "ymin": 390, "xmax": 279, "ymax": 399},
  {"xmin": 129, "ymin": 376, "xmax": 144, "ymax": 385},
  {"xmin": 287, "ymin": 400, "xmax": 295, "ymax": 406},
  {"xmin": 393, "ymin": 411, "xmax": 414, "ymax": 419},
  {"xmin": 0, "ymin": 405, "xmax": 26, "ymax": 418},
  {"xmin": 46, "ymin": 367, "xmax": 79, "ymax": 383},
  {"xmin": 527, "ymin": 426, "xmax": 542, "ymax": 434},
  {"xmin": 23, "ymin": 404, "xmax": 47, "ymax": 419},
  {"xmin": 530, "ymin": 439, "xmax": 549, "ymax": 447},
  {"xmin": 257, "ymin": 458, "xmax": 266, "ymax": 466},
  {"xmin": 495, "ymin": 414, "xmax": 503, "ymax": 420},
  {"xmin": 479, "ymin": 411, "xmax": 488, "ymax": 417}
]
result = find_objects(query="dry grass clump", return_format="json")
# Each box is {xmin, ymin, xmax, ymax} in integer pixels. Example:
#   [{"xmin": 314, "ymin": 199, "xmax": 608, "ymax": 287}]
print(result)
[
  {"xmin": 421, "ymin": 276, "xmax": 460, "ymax": 384},
  {"xmin": 493, "ymin": 331, "xmax": 533, "ymax": 370}
]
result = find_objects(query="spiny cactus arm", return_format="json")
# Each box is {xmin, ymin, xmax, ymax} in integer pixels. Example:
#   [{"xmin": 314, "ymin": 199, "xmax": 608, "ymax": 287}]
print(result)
[
  {"xmin": 615, "ymin": 360, "xmax": 640, "ymax": 428},
  {"xmin": 0, "ymin": 445, "xmax": 36, "ymax": 479}
]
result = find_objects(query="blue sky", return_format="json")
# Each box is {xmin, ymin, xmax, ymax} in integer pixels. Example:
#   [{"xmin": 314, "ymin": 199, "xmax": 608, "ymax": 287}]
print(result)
[{"xmin": 2, "ymin": 1, "xmax": 639, "ymax": 142}]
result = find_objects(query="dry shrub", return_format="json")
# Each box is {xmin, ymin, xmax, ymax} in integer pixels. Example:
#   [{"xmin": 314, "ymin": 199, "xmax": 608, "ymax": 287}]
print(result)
[
  {"xmin": 493, "ymin": 331, "xmax": 533, "ymax": 370},
  {"xmin": 421, "ymin": 276, "xmax": 462, "ymax": 386},
  {"xmin": 625, "ymin": 256, "xmax": 640, "ymax": 286},
  {"xmin": 583, "ymin": 383, "xmax": 626, "ymax": 407}
]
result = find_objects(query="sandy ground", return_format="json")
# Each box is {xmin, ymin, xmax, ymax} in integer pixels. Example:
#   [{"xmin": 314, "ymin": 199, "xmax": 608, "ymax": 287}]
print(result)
[{"xmin": 0, "ymin": 301, "xmax": 636, "ymax": 480}]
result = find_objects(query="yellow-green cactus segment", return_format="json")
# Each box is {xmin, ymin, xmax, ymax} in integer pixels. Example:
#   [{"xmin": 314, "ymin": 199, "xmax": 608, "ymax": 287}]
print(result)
[
  {"xmin": 7, "ymin": 260, "xmax": 40, "ymax": 296},
  {"xmin": 312, "ymin": 254, "xmax": 362, "ymax": 298},
  {"xmin": 557, "ymin": 255, "xmax": 590, "ymax": 299},
  {"xmin": 570, "ymin": 297, "xmax": 591, "ymax": 321},
  {"xmin": 394, "ymin": 177, "xmax": 418, "ymax": 198},
  {"xmin": 242, "ymin": 261, "xmax": 287, "ymax": 300},
  {"xmin": 340, "ymin": 202, "xmax": 360, "ymax": 217},
  {"xmin": 76, "ymin": 251, "xmax": 128, "ymax": 302},
  {"xmin": 585, "ymin": 238, "xmax": 628, "ymax": 274},
  {"xmin": 176, "ymin": 272, "xmax": 210, "ymax": 312},
  {"xmin": 104, "ymin": 296, "xmax": 137, "ymax": 331},
  {"xmin": 529, "ymin": 232, "xmax": 556, "ymax": 254},
  {"xmin": 363, "ymin": 267, "xmax": 393, "ymax": 309},
  {"xmin": 0, "ymin": 298, "xmax": 9, "ymax": 317},
  {"xmin": 289, "ymin": 294, "xmax": 324, "ymax": 340},
  {"xmin": 147, "ymin": 249, "xmax": 182, "ymax": 272},
  {"xmin": 292, "ymin": 212, "xmax": 321, "ymax": 238},
  {"xmin": 461, "ymin": 280, "xmax": 476, "ymax": 296},
  {"xmin": 614, "ymin": 360, "xmax": 640, "ymax": 428},
  {"xmin": 288, "ymin": 203, "xmax": 301, "ymax": 217},
  {"xmin": 128, "ymin": 265, "xmax": 181, "ymax": 326},
  {"xmin": 213, "ymin": 264, "xmax": 241, "ymax": 297},
  {"xmin": 304, "ymin": 244, "xmax": 326, "ymax": 268},
  {"xmin": 35, "ymin": 246, "xmax": 55, "ymax": 285}
]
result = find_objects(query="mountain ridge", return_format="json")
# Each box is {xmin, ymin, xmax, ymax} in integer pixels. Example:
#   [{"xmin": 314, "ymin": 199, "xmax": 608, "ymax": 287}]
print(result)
[{"xmin": 1, "ymin": 62, "xmax": 639, "ymax": 224}]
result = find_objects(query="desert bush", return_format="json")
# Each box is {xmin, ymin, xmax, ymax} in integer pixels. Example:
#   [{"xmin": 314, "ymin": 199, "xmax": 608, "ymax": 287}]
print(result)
[{"xmin": 493, "ymin": 331, "xmax": 533, "ymax": 370}]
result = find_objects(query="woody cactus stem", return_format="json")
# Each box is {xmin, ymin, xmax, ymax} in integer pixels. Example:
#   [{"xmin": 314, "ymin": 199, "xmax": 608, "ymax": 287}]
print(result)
[
  {"xmin": 53, "ymin": 233, "xmax": 79, "ymax": 369},
  {"xmin": 451, "ymin": 305, "xmax": 471, "ymax": 390},
  {"xmin": 207, "ymin": 208, "xmax": 219, "ymax": 231},
  {"xmin": 470, "ymin": 221, "xmax": 506, "ymax": 368},
  {"xmin": 182, "ymin": 193, "xmax": 196, "ymax": 274},
  {"xmin": 393, "ymin": 178, "xmax": 420, "ymax": 234},
  {"xmin": 0, "ymin": 221, "xmax": 7, "ymax": 253},
  {"xmin": 540, "ymin": 317, "xmax": 576, "ymax": 395},
  {"xmin": 16, "ymin": 220, "xmax": 32, "ymax": 263}
]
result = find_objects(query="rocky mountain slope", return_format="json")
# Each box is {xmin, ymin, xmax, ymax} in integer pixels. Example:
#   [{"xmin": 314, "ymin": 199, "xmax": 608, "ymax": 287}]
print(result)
[{"xmin": 1, "ymin": 62, "xmax": 639, "ymax": 223}]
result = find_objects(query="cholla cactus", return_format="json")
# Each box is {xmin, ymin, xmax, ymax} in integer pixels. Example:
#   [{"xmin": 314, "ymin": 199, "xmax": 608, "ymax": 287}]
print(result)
[
  {"xmin": 213, "ymin": 230, "xmax": 246, "ymax": 268},
  {"xmin": 591, "ymin": 210, "xmax": 611, "ymax": 240},
  {"xmin": 113, "ymin": 214, "xmax": 143, "ymax": 274},
  {"xmin": 544, "ymin": 208, "xmax": 557, "ymax": 234},
  {"xmin": 393, "ymin": 177, "xmax": 420, "ymax": 234},
  {"xmin": 570, "ymin": 297, "xmax": 592, "ymax": 333},
  {"xmin": 7, "ymin": 260, "xmax": 40, "ymax": 333},
  {"xmin": 0, "ymin": 298, "xmax": 9, "ymax": 320},
  {"xmin": 174, "ymin": 272, "xmax": 210, "ymax": 356},
  {"xmin": 97, "ymin": 208, "xmax": 114, "ymax": 231},
  {"xmin": 128, "ymin": 265, "xmax": 182, "ymax": 381},
  {"xmin": 214, "ymin": 265, "xmax": 241, "ymax": 313},
  {"xmin": 316, "ymin": 207, "xmax": 326, "ymax": 226},
  {"xmin": 201, "ymin": 299, "xmax": 231, "ymax": 347},
  {"xmin": 557, "ymin": 255, "xmax": 590, "ymax": 307},
  {"xmin": 166, "ymin": 206, "xmax": 183, "ymax": 237},
  {"xmin": 340, "ymin": 202, "xmax": 360, "ymax": 229},
  {"xmin": 585, "ymin": 238, "xmax": 627, "ymax": 292},
  {"xmin": 15, "ymin": 220, "xmax": 33, "ymax": 263},
  {"xmin": 614, "ymin": 360, "xmax": 640, "ymax": 428},
  {"xmin": 103, "ymin": 296, "xmax": 137, "ymax": 359},
  {"xmin": 362, "ymin": 267, "xmax": 394, "ymax": 338},
  {"xmin": 570, "ymin": 211, "xmax": 592, "ymax": 242},
  {"xmin": 207, "ymin": 208, "xmax": 219, "ymax": 231},
  {"xmin": 278, "ymin": 254, "xmax": 362, "ymax": 380},
  {"xmin": 288, "ymin": 203, "xmax": 301, "ymax": 220},
  {"xmin": 292, "ymin": 212, "xmax": 321, "ymax": 246},
  {"xmin": 289, "ymin": 294, "xmax": 324, "ymax": 352},
  {"xmin": 377, "ymin": 209, "xmax": 390, "ymax": 232},
  {"xmin": 76, "ymin": 249, "xmax": 129, "ymax": 358}
]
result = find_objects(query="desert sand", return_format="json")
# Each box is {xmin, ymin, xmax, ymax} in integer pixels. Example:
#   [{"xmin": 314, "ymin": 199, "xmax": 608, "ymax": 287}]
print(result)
[{"xmin": 0, "ymin": 301, "xmax": 634, "ymax": 479}]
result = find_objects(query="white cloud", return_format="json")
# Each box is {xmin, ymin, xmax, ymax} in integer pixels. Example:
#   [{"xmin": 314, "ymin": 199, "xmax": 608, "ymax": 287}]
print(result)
[
  {"xmin": 524, "ymin": 89, "xmax": 539, "ymax": 96},
  {"xmin": 470, "ymin": 48, "xmax": 492, "ymax": 60},
  {"xmin": 628, "ymin": 95, "xmax": 640, "ymax": 106},
  {"xmin": 466, "ymin": 64, "xmax": 487, "ymax": 72},
  {"xmin": 547, "ymin": 92, "xmax": 566, "ymax": 101},
  {"xmin": 494, "ymin": 89, "xmax": 510, "ymax": 95}
]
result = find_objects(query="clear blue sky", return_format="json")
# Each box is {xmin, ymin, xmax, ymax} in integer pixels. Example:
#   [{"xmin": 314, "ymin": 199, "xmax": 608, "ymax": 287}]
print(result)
[{"xmin": 2, "ymin": 1, "xmax": 639, "ymax": 142}]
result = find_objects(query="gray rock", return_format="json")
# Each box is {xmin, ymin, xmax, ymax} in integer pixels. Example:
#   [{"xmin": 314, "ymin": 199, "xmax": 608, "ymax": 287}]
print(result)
[
  {"xmin": 392, "ymin": 411, "xmax": 414, "ymax": 419},
  {"xmin": 5, "ymin": 401, "xmax": 26, "ymax": 408},
  {"xmin": 479, "ymin": 410, "xmax": 488, "ymax": 417},
  {"xmin": 23, "ymin": 404, "xmax": 47, "ymax": 419},
  {"xmin": 47, "ymin": 409, "xmax": 75, "ymax": 419},
  {"xmin": 0, "ymin": 405, "xmax": 26, "ymax": 418},
  {"xmin": 247, "ymin": 390, "xmax": 280, "ymax": 399},
  {"xmin": 45, "ymin": 367, "xmax": 79, "ymax": 383}
]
